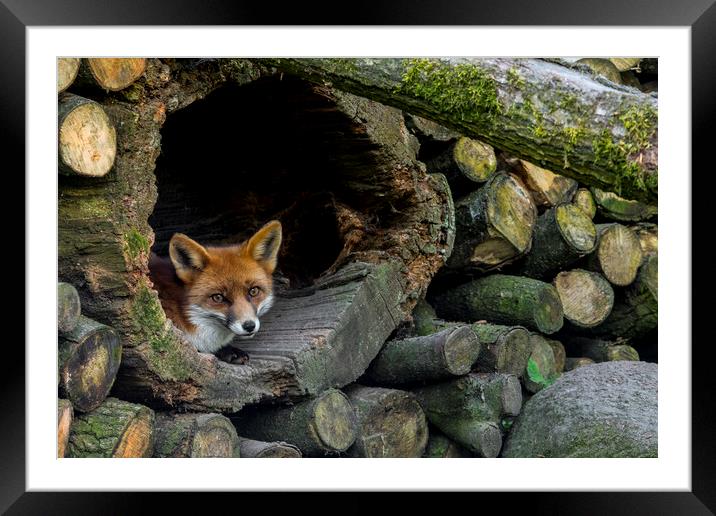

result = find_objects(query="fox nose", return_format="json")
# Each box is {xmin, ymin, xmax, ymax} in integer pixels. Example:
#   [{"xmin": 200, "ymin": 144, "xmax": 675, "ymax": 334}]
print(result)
[{"xmin": 242, "ymin": 320, "xmax": 256, "ymax": 333}]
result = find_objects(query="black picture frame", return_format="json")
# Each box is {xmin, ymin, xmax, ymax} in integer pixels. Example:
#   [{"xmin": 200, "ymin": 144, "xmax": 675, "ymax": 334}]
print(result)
[{"xmin": 6, "ymin": 0, "xmax": 711, "ymax": 513}]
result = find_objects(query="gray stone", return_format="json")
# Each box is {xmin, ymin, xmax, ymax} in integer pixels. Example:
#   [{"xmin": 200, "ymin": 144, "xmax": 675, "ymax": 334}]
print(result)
[{"xmin": 502, "ymin": 361, "xmax": 657, "ymax": 457}]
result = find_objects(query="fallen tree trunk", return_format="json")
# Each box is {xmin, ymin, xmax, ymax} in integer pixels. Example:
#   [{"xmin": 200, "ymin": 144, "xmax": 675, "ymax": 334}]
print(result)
[
  {"xmin": 363, "ymin": 326, "xmax": 481, "ymax": 385},
  {"xmin": 57, "ymin": 282, "xmax": 81, "ymax": 334},
  {"xmin": 261, "ymin": 58, "xmax": 658, "ymax": 204},
  {"xmin": 231, "ymin": 388, "xmax": 358, "ymax": 457},
  {"xmin": 57, "ymin": 399, "xmax": 73, "ymax": 458},
  {"xmin": 153, "ymin": 413, "xmax": 239, "ymax": 458},
  {"xmin": 447, "ymin": 172, "xmax": 536, "ymax": 271},
  {"xmin": 344, "ymin": 385, "xmax": 428, "ymax": 458},
  {"xmin": 412, "ymin": 373, "xmax": 521, "ymax": 457},
  {"xmin": 67, "ymin": 397, "xmax": 155, "ymax": 458},
  {"xmin": 58, "ymin": 315, "xmax": 122, "ymax": 413},
  {"xmin": 433, "ymin": 275, "xmax": 564, "ymax": 334},
  {"xmin": 518, "ymin": 203, "xmax": 597, "ymax": 279},
  {"xmin": 237, "ymin": 437, "xmax": 302, "ymax": 458}
]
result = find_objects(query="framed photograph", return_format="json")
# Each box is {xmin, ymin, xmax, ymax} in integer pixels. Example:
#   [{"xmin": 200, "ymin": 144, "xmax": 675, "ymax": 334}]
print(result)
[{"xmin": 8, "ymin": 0, "xmax": 712, "ymax": 512}]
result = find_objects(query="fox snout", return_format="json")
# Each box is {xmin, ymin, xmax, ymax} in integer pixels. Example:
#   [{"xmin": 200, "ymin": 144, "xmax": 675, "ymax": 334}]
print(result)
[{"xmin": 227, "ymin": 313, "xmax": 260, "ymax": 338}]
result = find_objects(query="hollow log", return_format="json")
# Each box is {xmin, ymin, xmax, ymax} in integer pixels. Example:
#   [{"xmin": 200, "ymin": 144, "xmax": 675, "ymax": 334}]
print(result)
[
  {"xmin": 57, "ymin": 399, "xmax": 73, "ymax": 458},
  {"xmin": 425, "ymin": 137, "xmax": 497, "ymax": 195},
  {"xmin": 153, "ymin": 412, "xmax": 239, "ymax": 458},
  {"xmin": 572, "ymin": 188, "xmax": 597, "ymax": 219},
  {"xmin": 433, "ymin": 275, "xmax": 564, "ymax": 335},
  {"xmin": 58, "ymin": 93, "xmax": 117, "ymax": 177},
  {"xmin": 586, "ymin": 223, "xmax": 644, "ymax": 286},
  {"xmin": 67, "ymin": 397, "xmax": 155, "ymax": 458},
  {"xmin": 524, "ymin": 334, "xmax": 559, "ymax": 393},
  {"xmin": 58, "ymin": 315, "xmax": 122, "ymax": 413},
  {"xmin": 424, "ymin": 430, "xmax": 473, "ymax": 458},
  {"xmin": 471, "ymin": 323, "xmax": 533, "ymax": 377},
  {"xmin": 518, "ymin": 203, "xmax": 597, "ymax": 279},
  {"xmin": 553, "ymin": 269, "xmax": 614, "ymax": 328},
  {"xmin": 80, "ymin": 58, "xmax": 147, "ymax": 91},
  {"xmin": 231, "ymin": 388, "xmax": 358, "ymax": 457},
  {"xmin": 566, "ymin": 337, "xmax": 640, "ymax": 363},
  {"xmin": 564, "ymin": 357, "xmax": 595, "ymax": 371},
  {"xmin": 58, "ymin": 60, "xmax": 454, "ymax": 413},
  {"xmin": 587, "ymin": 255, "xmax": 657, "ymax": 340},
  {"xmin": 58, "ymin": 282, "xmax": 81, "ymax": 334},
  {"xmin": 364, "ymin": 326, "xmax": 481, "ymax": 386},
  {"xmin": 506, "ymin": 157, "xmax": 579, "ymax": 208},
  {"xmin": 447, "ymin": 172, "xmax": 537, "ymax": 272},
  {"xmin": 237, "ymin": 437, "xmax": 302, "ymax": 458},
  {"xmin": 57, "ymin": 58, "xmax": 80, "ymax": 93},
  {"xmin": 344, "ymin": 385, "xmax": 428, "ymax": 458},
  {"xmin": 591, "ymin": 187, "xmax": 658, "ymax": 222},
  {"xmin": 261, "ymin": 58, "xmax": 658, "ymax": 204},
  {"xmin": 412, "ymin": 373, "xmax": 521, "ymax": 457}
]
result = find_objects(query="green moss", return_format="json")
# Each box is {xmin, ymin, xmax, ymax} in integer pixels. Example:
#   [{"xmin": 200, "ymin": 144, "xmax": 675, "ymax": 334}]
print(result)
[
  {"xmin": 130, "ymin": 281, "xmax": 191, "ymax": 381},
  {"xmin": 397, "ymin": 59, "xmax": 502, "ymax": 129},
  {"xmin": 527, "ymin": 358, "xmax": 557, "ymax": 389},
  {"xmin": 124, "ymin": 229, "xmax": 150, "ymax": 261},
  {"xmin": 59, "ymin": 195, "xmax": 112, "ymax": 220},
  {"xmin": 507, "ymin": 67, "xmax": 526, "ymax": 89}
]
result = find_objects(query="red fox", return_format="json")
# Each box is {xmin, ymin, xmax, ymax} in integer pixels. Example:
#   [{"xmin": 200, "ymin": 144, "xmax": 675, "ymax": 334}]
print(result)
[{"xmin": 148, "ymin": 220, "xmax": 282, "ymax": 363}]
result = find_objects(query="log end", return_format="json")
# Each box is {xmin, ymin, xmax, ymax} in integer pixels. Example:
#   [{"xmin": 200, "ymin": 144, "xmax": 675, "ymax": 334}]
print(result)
[
  {"xmin": 442, "ymin": 326, "xmax": 482, "ymax": 376},
  {"xmin": 310, "ymin": 389, "xmax": 358, "ymax": 453}
]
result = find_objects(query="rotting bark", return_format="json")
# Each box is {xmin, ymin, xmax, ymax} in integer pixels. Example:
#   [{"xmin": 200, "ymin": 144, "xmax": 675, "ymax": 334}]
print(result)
[{"xmin": 260, "ymin": 58, "xmax": 658, "ymax": 204}]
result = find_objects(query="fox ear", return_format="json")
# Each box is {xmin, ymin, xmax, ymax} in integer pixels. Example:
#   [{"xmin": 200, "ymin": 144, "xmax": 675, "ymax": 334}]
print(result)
[
  {"xmin": 169, "ymin": 233, "xmax": 210, "ymax": 283},
  {"xmin": 245, "ymin": 220, "xmax": 282, "ymax": 274}
]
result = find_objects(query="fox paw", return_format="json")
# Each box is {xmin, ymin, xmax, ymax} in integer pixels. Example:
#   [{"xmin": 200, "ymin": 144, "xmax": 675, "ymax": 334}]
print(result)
[{"xmin": 216, "ymin": 346, "xmax": 250, "ymax": 365}]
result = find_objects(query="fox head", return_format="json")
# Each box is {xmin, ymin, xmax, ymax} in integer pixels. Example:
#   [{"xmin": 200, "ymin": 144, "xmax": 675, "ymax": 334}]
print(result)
[{"xmin": 168, "ymin": 220, "xmax": 282, "ymax": 353}]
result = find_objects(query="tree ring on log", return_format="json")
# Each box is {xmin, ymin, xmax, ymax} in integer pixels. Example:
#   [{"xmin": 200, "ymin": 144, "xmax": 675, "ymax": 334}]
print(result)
[
  {"xmin": 310, "ymin": 389, "xmax": 357, "ymax": 453},
  {"xmin": 58, "ymin": 61, "xmax": 454, "ymax": 413},
  {"xmin": 554, "ymin": 204, "xmax": 597, "ymax": 253}
]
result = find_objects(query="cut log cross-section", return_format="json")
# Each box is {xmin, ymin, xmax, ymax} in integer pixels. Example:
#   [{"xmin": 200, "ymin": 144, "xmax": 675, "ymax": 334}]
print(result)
[
  {"xmin": 344, "ymin": 385, "xmax": 429, "ymax": 458},
  {"xmin": 425, "ymin": 136, "xmax": 497, "ymax": 194},
  {"xmin": 58, "ymin": 93, "xmax": 117, "ymax": 177},
  {"xmin": 364, "ymin": 325, "xmax": 482, "ymax": 386},
  {"xmin": 58, "ymin": 315, "xmax": 122, "ymax": 413},
  {"xmin": 82, "ymin": 58, "xmax": 148, "ymax": 91},
  {"xmin": 232, "ymin": 388, "xmax": 358, "ymax": 457},
  {"xmin": 553, "ymin": 269, "xmax": 614, "ymax": 328},
  {"xmin": 507, "ymin": 157, "xmax": 579, "ymax": 208},
  {"xmin": 153, "ymin": 413, "xmax": 239, "ymax": 458},
  {"xmin": 586, "ymin": 223, "xmax": 644, "ymax": 286},
  {"xmin": 67, "ymin": 397, "xmax": 155, "ymax": 458},
  {"xmin": 58, "ymin": 282, "xmax": 81, "ymax": 335},
  {"xmin": 471, "ymin": 323, "xmax": 533, "ymax": 377},
  {"xmin": 237, "ymin": 437, "xmax": 302, "ymax": 458},
  {"xmin": 572, "ymin": 188, "xmax": 597, "ymax": 219},
  {"xmin": 447, "ymin": 172, "xmax": 537, "ymax": 272},
  {"xmin": 519, "ymin": 203, "xmax": 598, "ymax": 279},
  {"xmin": 434, "ymin": 274, "xmax": 564, "ymax": 335},
  {"xmin": 57, "ymin": 58, "xmax": 81, "ymax": 93},
  {"xmin": 524, "ymin": 334, "xmax": 559, "ymax": 393}
]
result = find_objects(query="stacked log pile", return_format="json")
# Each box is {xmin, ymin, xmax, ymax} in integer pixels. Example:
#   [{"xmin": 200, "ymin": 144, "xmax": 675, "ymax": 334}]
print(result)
[{"xmin": 57, "ymin": 57, "xmax": 658, "ymax": 459}]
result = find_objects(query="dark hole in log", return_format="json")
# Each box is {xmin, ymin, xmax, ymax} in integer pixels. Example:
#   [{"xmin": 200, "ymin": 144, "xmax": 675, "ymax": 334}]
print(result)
[{"xmin": 148, "ymin": 76, "xmax": 395, "ymax": 289}]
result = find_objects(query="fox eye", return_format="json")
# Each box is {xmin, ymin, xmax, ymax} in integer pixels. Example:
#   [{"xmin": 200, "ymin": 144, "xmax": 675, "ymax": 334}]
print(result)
[
  {"xmin": 248, "ymin": 286, "xmax": 260, "ymax": 297},
  {"xmin": 210, "ymin": 293, "xmax": 225, "ymax": 303}
]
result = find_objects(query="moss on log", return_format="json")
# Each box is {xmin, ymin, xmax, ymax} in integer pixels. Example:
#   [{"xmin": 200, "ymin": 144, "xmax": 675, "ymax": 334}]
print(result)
[
  {"xmin": 58, "ymin": 93, "xmax": 117, "ymax": 177},
  {"xmin": 58, "ymin": 58, "xmax": 80, "ymax": 93},
  {"xmin": 524, "ymin": 334, "xmax": 559, "ymax": 393},
  {"xmin": 434, "ymin": 275, "xmax": 564, "ymax": 334},
  {"xmin": 471, "ymin": 323, "xmax": 533, "ymax": 377},
  {"xmin": 57, "ymin": 399, "xmax": 74, "ymax": 458},
  {"xmin": 154, "ymin": 413, "xmax": 239, "ymax": 457},
  {"xmin": 232, "ymin": 388, "xmax": 358, "ymax": 456},
  {"xmin": 572, "ymin": 188, "xmax": 597, "ymax": 219},
  {"xmin": 364, "ymin": 326, "xmax": 481, "ymax": 385},
  {"xmin": 237, "ymin": 437, "xmax": 302, "ymax": 458},
  {"xmin": 412, "ymin": 373, "xmax": 521, "ymax": 457},
  {"xmin": 67, "ymin": 397, "xmax": 155, "ymax": 457},
  {"xmin": 519, "ymin": 204, "xmax": 597, "ymax": 279},
  {"xmin": 58, "ymin": 282, "xmax": 81, "ymax": 334},
  {"xmin": 586, "ymin": 223, "xmax": 644, "ymax": 286},
  {"xmin": 58, "ymin": 315, "xmax": 122, "ymax": 413},
  {"xmin": 344, "ymin": 385, "xmax": 428, "ymax": 457},
  {"xmin": 591, "ymin": 187, "xmax": 658, "ymax": 222},
  {"xmin": 425, "ymin": 137, "xmax": 497, "ymax": 194},
  {"xmin": 447, "ymin": 172, "xmax": 537, "ymax": 271},
  {"xmin": 553, "ymin": 269, "xmax": 614, "ymax": 328},
  {"xmin": 261, "ymin": 58, "xmax": 658, "ymax": 204}
]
